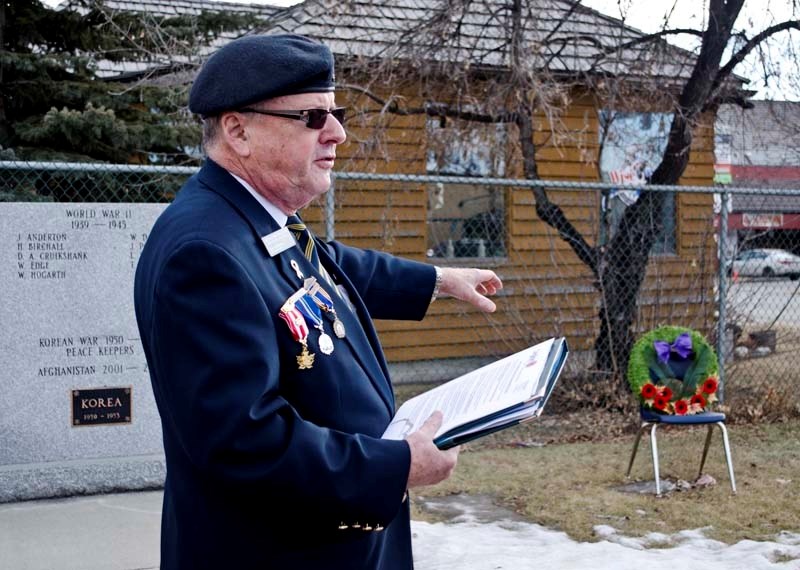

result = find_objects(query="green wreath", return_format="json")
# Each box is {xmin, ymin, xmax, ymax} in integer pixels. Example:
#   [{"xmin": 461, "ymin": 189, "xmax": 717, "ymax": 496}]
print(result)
[{"xmin": 627, "ymin": 326, "xmax": 719, "ymax": 415}]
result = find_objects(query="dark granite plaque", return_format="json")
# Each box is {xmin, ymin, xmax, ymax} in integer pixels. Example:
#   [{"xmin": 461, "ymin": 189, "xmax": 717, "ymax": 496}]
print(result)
[{"xmin": 72, "ymin": 387, "xmax": 132, "ymax": 426}]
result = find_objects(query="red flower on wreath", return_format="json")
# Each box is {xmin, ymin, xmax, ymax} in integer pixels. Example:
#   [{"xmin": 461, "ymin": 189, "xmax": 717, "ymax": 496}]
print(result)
[
  {"xmin": 674, "ymin": 399, "xmax": 689, "ymax": 415},
  {"xmin": 641, "ymin": 383, "xmax": 657, "ymax": 399},
  {"xmin": 702, "ymin": 377, "xmax": 719, "ymax": 394},
  {"xmin": 691, "ymin": 393, "xmax": 707, "ymax": 407},
  {"xmin": 653, "ymin": 395, "xmax": 669, "ymax": 410},
  {"xmin": 660, "ymin": 386, "xmax": 673, "ymax": 401}
]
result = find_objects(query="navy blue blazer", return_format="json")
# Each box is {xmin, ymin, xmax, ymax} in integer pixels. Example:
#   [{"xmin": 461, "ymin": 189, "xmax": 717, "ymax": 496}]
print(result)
[{"xmin": 134, "ymin": 159, "xmax": 436, "ymax": 569}]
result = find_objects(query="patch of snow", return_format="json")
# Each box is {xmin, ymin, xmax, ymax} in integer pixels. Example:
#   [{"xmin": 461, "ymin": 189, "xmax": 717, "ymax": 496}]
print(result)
[{"xmin": 412, "ymin": 520, "xmax": 800, "ymax": 570}]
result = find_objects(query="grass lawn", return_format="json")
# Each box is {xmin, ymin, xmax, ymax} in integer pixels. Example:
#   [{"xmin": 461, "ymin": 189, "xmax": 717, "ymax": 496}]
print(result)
[{"xmin": 395, "ymin": 383, "xmax": 800, "ymax": 545}]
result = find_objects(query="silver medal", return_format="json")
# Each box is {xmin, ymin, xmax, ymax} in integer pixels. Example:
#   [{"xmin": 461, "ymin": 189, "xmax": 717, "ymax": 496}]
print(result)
[
  {"xmin": 333, "ymin": 318, "xmax": 346, "ymax": 339},
  {"xmin": 319, "ymin": 332, "xmax": 335, "ymax": 355}
]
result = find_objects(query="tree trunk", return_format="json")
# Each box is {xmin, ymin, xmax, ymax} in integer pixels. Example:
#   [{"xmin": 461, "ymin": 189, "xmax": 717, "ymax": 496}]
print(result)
[
  {"xmin": 595, "ymin": 190, "xmax": 666, "ymax": 376},
  {"xmin": 593, "ymin": 0, "xmax": 744, "ymax": 379}
]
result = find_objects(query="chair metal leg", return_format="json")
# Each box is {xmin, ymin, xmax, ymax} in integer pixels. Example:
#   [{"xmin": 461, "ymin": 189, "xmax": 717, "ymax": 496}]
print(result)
[
  {"xmin": 650, "ymin": 424, "xmax": 661, "ymax": 496},
  {"xmin": 698, "ymin": 424, "xmax": 714, "ymax": 477},
  {"xmin": 628, "ymin": 418, "xmax": 735, "ymax": 497},
  {"xmin": 626, "ymin": 423, "xmax": 648, "ymax": 478},
  {"xmin": 717, "ymin": 422, "xmax": 737, "ymax": 494}
]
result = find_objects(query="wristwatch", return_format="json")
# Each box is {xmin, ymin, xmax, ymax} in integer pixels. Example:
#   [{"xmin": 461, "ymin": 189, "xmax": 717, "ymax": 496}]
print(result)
[{"xmin": 430, "ymin": 266, "xmax": 443, "ymax": 304}]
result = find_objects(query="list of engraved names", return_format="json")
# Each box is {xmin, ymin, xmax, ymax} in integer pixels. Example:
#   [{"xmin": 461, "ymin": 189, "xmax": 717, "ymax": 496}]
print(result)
[{"xmin": 12, "ymin": 207, "xmax": 149, "ymax": 281}]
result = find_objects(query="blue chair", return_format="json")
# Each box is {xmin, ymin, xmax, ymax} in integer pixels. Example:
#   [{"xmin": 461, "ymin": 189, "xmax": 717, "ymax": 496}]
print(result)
[{"xmin": 625, "ymin": 407, "xmax": 736, "ymax": 496}]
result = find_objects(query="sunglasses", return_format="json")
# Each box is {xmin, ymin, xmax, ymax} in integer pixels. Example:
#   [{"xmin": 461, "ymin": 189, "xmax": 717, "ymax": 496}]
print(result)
[{"xmin": 237, "ymin": 107, "xmax": 346, "ymax": 129}]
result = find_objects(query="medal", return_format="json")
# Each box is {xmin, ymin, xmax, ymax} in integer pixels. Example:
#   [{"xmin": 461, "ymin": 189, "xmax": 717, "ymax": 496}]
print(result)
[
  {"xmin": 278, "ymin": 304, "xmax": 315, "ymax": 369},
  {"xmin": 296, "ymin": 294, "xmax": 334, "ymax": 356},
  {"xmin": 331, "ymin": 318, "xmax": 346, "ymax": 339},
  {"xmin": 318, "ymin": 331, "xmax": 334, "ymax": 355},
  {"xmin": 307, "ymin": 281, "xmax": 346, "ymax": 339}
]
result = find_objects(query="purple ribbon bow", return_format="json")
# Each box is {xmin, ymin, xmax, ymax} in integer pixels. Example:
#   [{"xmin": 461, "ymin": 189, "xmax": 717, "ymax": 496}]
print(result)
[{"xmin": 654, "ymin": 332, "xmax": 693, "ymax": 364}]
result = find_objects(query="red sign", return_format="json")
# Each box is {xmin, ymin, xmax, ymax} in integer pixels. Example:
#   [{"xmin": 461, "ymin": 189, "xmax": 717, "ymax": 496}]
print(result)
[
  {"xmin": 727, "ymin": 213, "xmax": 800, "ymax": 230},
  {"xmin": 742, "ymin": 213, "xmax": 784, "ymax": 228}
]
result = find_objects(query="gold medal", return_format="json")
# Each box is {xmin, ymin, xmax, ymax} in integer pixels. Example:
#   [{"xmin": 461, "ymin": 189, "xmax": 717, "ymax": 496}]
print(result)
[
  {"xmin": 297, "ymin": 343, "xmax": 315, "ymax": 369},
  {"xmin": 279, "ymin": 305, "xmax": 315, "ymax": 370}
]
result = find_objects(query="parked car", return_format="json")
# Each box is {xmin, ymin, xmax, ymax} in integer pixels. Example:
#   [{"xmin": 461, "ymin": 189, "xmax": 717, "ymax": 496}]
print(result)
[{"xmin": 729, "ymin": 248, "xmax": 800, "ymax": 279}]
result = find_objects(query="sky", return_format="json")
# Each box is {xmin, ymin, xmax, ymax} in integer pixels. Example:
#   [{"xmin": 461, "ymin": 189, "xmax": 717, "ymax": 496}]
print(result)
[
  {"xmin": 41, "ymin": 0, "xmax": 800, "ymax": 100},
  {"xmin": 580, "ymin": 0, "xmax": 800, "ymax": 100}
]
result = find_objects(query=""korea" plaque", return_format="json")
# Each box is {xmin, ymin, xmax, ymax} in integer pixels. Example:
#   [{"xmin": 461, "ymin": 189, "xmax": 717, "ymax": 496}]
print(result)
[{"xmin": 72, "ymin": 387, "xmax": 132, "ymax": 426}]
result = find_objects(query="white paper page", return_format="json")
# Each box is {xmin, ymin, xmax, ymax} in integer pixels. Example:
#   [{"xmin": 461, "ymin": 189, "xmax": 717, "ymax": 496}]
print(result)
[
  {"xmin": 454, "ymin": 398, "xmax": 547, "ymax": 437},
  {"xmin": 383, "ymin": 338, "xmax": 555, "ymax": 440}
]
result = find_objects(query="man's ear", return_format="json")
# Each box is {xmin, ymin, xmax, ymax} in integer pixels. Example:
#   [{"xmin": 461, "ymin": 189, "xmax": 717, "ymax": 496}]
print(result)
[{"xmin": 219, "ymin": 112, "xmax": 251, "ymax": 157}]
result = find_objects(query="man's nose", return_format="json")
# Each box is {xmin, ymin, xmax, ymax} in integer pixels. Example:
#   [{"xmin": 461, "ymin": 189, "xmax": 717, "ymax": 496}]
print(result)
[{"xmin": 321, "ymin": 113, "xmax": 346, "ymax": 144}]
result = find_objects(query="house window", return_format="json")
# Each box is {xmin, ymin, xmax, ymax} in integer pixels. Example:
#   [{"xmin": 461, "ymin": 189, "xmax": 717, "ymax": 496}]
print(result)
[
  {"xmin": 425, "ymin": 117, "xmax": 506, "ymax": 259},
  {"xmin": 598, "ymin": 111, "xmax": 676, "ymax": 254}
]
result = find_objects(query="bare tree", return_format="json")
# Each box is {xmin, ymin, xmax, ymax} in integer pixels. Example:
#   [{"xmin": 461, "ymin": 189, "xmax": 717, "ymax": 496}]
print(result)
[
  {"xmin": 598, "ymin": 0, "xmax": 798, "ymax": 373},
  {"xmin": 313, "ymin": 0, "xmax": 800, "ymax": 381}
]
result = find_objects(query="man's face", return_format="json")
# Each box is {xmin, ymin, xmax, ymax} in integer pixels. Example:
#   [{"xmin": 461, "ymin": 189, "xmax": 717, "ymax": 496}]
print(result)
[{"xmin": 240, "ymin": 91, "xmax": 346, "ymax": 213}]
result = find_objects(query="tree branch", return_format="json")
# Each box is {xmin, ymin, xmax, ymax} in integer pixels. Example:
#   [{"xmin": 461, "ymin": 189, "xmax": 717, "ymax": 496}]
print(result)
[
  {"xmin": 582, "ymin": 27, "xmax": 701, "ymax": 74},
  {"xmin": 606, "ymin": 27, "xmax": 703, "ymax": 53},
  {"xmin": 514, "ymin": 111, "xmax": 598, "ymax": 275},
  {"xmin": 712, "ymin": 20, "xmax": 800, "ymax": 96},
  {"xmin": 339, "ymin": 84, "xmax": 517, "ymax": 123}
]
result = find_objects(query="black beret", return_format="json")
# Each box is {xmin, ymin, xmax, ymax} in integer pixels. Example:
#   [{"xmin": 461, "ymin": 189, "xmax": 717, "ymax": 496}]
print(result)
[{"xmin": 189, "ymin": 34, "xmax": 335, "ymax": 117}]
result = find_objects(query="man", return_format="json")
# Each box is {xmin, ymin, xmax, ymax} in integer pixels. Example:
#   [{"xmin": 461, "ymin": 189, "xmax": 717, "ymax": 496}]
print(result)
[{"xmin": 134, "ymin": 34, "xmax": 502, "ymax": 569}]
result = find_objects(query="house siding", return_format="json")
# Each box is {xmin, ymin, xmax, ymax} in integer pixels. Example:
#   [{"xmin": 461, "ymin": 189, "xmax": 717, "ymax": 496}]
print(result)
[{"xmin": 302, "ymin": 87, "xmax": 717, "ymax": 363}]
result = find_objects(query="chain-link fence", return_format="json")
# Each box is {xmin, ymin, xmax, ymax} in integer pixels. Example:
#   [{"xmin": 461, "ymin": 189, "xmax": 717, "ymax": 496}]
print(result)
[{"xmin": 3, "ymin": 160, "xmax": 800, "ymax": 420}]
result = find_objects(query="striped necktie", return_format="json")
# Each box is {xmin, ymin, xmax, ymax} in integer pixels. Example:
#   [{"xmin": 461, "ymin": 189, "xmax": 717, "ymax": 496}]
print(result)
[
  {"xmin": 286, "ymin": 215, "xmax": 341, "ymax": 298},
  {"xmin": 286, "ymin": 215, "xmax": 319, "ymax": 266}
]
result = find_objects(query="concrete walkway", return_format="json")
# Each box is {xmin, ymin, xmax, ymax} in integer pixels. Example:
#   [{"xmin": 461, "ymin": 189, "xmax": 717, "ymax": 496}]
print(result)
[
  {"xmin": 3, "ymin": 491, "xmax": 799, "ymax": 570},
  {"xmin": 0, "ymin": 491, "xmax": 162, "ymax": 570},
  {"xmin": 0, "ymin": 491, "xmax": 513, "ymax": 570}
]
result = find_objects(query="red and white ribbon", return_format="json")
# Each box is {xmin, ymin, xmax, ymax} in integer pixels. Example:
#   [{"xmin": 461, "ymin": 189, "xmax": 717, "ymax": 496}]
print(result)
[{"xmin": 279, "ymin": 305, "xmax": 310, "ymax": 344}]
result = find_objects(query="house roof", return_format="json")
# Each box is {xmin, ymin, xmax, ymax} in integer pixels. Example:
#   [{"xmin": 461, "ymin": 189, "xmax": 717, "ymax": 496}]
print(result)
[
  {"xmin": 60, "ymin": 0, "xmax": 285, "ymax": 79},
  {"xmin": 71, "ymin": 0, "xmax": 282, "ymax": 18},
  {"xmin": 261, "ymin": 0, "xmax": 708, "ymax": 84},
  {"xmin": 86, "ymin": 0, "xmax": 745, "ymax": 91}
]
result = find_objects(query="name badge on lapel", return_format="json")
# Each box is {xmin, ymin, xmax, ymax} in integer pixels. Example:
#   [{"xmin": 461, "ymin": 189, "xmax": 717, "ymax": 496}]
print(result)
[{"xmin": 261, "ymin": 227, "xmax": 295, "ymax": 257}]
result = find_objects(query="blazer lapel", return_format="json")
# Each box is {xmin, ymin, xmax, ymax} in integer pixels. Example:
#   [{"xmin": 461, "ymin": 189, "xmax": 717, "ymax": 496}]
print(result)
[
  {"xmin": 198, "ymin": 159, "xmax": 281, "ymax": 236},
  {"xmin": 316, "ymin": 244, "xmax": 395, "ymax": 413},
  {"xmin": 198, "ymin": 160, "xmax": 326, "ymax": 304},
  {"xmin": 197, "ymin": 159, "xmax": 395, "ymax": 415}
]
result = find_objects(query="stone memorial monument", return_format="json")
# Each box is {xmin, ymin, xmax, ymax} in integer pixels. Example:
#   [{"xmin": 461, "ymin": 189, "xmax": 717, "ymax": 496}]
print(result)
[{"xmin": 0, "ymin": 202, "xmax": 167, "ymax": 501}]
